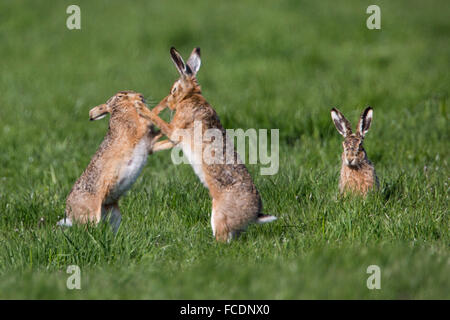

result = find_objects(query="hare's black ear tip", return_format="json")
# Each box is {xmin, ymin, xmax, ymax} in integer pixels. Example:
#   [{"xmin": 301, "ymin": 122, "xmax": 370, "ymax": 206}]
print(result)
[
  {"xmin": 194, "ymin": 47, "xmax": 201, "ymax": 55},
  {"xmin": 331, "ymin": 107, "xmax": 338, "ymax": 113},
  {"xmin": 170, "ymin": 46, "xmax": 177, "ymax": 53}
]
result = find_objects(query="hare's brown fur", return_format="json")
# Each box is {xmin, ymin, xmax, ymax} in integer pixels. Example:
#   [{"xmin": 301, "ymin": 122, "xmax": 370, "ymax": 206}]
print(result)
[
  {"xmin": 137, "ymin": 47, "xmax": 275, "ymax": 241},
  {"xmin": 331, "ymin": 107, "xmax": 379, "ymax": 196},
  {"xmin": 339, "ymin": 153, "xmax": 378, "ymax": 195},
  {"xmin": 61, "ymin": 91, "xmax": 171, "ymax": 231}
]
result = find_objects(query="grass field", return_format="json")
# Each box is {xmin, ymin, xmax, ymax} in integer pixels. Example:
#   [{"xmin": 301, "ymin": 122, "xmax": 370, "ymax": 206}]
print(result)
[{"xmin": 0, "ymin": 0, "xmax": 448, "ymax": 299}]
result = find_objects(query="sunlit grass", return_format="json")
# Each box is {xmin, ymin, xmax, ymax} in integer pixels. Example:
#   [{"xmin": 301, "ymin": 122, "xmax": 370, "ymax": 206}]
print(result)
[{"xmin": 0, "ymin": 0, "xmax": 448, "ymax": 299}]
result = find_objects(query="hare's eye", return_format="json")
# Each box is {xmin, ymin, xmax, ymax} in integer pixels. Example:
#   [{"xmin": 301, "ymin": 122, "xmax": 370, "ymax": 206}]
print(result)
[{"xmin": 171, "ymin": 86, "xmax": 177, "ymax": 94}]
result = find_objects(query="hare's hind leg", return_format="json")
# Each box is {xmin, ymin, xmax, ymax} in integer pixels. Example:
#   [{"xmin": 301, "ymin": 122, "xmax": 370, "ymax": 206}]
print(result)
[
  {"xmin": 211, "ymin": 209, "xmax": 238, "ymax": 242},
  {"xmin": 211, "ymin": 201, "xmax": 232, "ymax": 242},
  {"xmin": 57, "ymin": 216, "xmax": 73, "ymax": 227},
  {"xmin": 213, "ymin": 217, "xmax": 229, "ymax": 242},
  {"xmin": 61, "ymin": 197, "xmax": 102, "ymax": 227},
  {"xmin": 102, "ymin": 203, "xmax": 122, "ymax": 233},
  {"xmin": 211, "ymin": 208, "xmax": 217, "ymax": 238}
]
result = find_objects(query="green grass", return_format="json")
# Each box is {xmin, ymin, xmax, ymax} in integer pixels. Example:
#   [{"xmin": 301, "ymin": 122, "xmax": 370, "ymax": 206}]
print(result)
[{"xmin": 0, "ymin": 0, "xmax": 448, "ymax": 299}]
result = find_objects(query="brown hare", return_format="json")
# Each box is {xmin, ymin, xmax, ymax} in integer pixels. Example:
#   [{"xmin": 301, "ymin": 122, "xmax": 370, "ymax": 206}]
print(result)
[
  {"xmin": 58, "ymin": 91, "xmax": 173, "ymax": 232},
  {"xmin": 136, "ymin": 47, "xmax": 276, "ymax": 242},
  {"xmin": 330, "ymin": 106, "xmax": 379, "ymax": 196}
]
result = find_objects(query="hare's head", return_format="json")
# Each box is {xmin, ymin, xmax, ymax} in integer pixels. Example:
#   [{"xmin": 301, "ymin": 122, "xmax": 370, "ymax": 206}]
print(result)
[
  {"xmin": 331, "ymin": 107, "xmax": 373, "ymax": 168},
  {"xmin": 89, "ymin": 91, "xmax": 145, "ymax": 121},
  {"xmin": 164, "ymin": 47, "xmax": 202, "ymax": 110}
]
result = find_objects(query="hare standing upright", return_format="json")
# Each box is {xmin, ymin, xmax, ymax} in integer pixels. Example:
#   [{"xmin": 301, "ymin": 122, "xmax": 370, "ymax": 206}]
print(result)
[
  {"xmin": 136, "ymin": 47, "xmax": 276, "ymax": 242},
  {"xmin": 58, "ymin": 91, "xmax": 172, "ymax": 232},
  {"xmin": 330, "ymin": 107, "xmax": 379, "ymax": 196}
]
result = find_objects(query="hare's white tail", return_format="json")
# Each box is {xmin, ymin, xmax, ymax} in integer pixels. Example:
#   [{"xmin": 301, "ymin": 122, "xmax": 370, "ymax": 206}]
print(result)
[
  {"xmin": 57, "ymin": 217, "xmax": 72, "ymax": 227},
  {"xmin": 256, "ymin": 214, "xmax": 277, "ymax": 224}
]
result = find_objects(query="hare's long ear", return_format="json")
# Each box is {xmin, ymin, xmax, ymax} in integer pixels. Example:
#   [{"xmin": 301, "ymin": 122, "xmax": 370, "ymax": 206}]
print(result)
[
  {"xmin": 357, "ymin": 106, "xmax": 373, "ymax": 137},
  {"xmin": 186, "ymin": 47, "xmax": 201, "ymax": 76},
  {"xmin": 331, "ymin": 108, "xmax": 352, "ymax": 137},
  {"xmin": 170, "ymin": 47, "xmax": 189, "ymax": 76}
]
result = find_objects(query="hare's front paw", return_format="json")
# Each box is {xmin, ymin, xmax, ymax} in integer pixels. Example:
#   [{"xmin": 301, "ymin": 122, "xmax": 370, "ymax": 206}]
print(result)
[{"xmin": 135, "ymin": 102, "xmax": 155, "ymax": 121}]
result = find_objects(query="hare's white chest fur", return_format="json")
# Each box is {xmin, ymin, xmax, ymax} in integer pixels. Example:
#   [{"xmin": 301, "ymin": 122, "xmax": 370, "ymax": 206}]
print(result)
[
  {"xmin": 178, "ymin": 138, "xmax": 208, "ymax": 188},
  {"xmin": 106, "ymin": 138, "xmax": 149, "ymax": 203}
]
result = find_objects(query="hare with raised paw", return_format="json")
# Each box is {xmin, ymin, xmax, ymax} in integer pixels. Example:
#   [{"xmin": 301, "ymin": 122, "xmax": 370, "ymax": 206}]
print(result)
[
  {"xmin": 58, "ymin": 91, "xmax": 173, "ymax": 232},
  {"xmin": 136, "ymin": 47, "xmax": 277, "ymax": 242}
]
